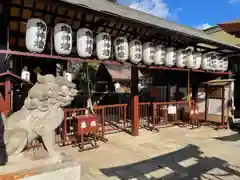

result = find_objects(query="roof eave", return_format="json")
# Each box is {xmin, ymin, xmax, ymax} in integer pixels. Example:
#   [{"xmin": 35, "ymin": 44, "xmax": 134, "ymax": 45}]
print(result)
[
  {"xmin": 203, "ymin": 26, "xmax": 222, "ymax": 34},
  {"xmin": 61, "ymin": 0, "xmax": 240, "ymax": 52}
]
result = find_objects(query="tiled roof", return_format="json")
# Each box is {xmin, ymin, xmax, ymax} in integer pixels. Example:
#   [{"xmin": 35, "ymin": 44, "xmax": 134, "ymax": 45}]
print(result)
[
  {"xmin": 218, "ymin": 22, "xmax": 240, "ymax": 38},
  {"xmin": 224, "ymin": 18, "xmax": 240, "ymax": 24},
  {"xmin": 204, "ymin": 18, "xmax": 240, "ymax": 32}
]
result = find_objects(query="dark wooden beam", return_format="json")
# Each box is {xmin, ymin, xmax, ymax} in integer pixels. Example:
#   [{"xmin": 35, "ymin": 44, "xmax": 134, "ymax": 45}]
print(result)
[
  {"xmin": 10, "ymin": 3, "xmax": 75, "ymax": 21},
  {"xmin": 41, "ymin": 3, "xmax": 48, "ymax": 19},
  {"xmin": 131, "ymin": 66, "xmax": 139, "ymax": 136},
  {"xmin": 31, "ymin": 1, "xmax": 36, "ymax": 17},
  {"xmin": 115, "ymin": 24, "xmax": 125, "ymax": 36},
  {"xmin": 16, "ymin": 0, "xmax": 24, "ymax": 49},
  {"xmin": 50, "ymin": 3, "xmax": 59, "ymax": 27},
  {"xmin": 0, "ymin": 1, "xmax": 10, "ymax": 73},
  {"xmin": 79, "ymin": 13, "xmax": 86, "ymax": 29},
  {"xmin": 70, "ymin": 10, "xmax": 77, "ymax": 28}
]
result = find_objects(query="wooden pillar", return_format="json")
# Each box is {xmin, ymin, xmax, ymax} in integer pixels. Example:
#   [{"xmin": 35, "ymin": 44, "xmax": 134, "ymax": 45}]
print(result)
[
  {"xmin": 131, "ymin": 66, "xmax": 139, "ymax": 136},
  {"xmin": 192, "ymin": 83, "xmax": 199, "ymax": 106},
  {"xmin": 0, "ymin": 2, "xmax": 9, "ymax": 73},
  {"xmin": 166, "ymin": 84, "xmax": 170, "ymax": 123},
  {"xmin": 221, "ymin": 87, "xmax": 225, "ymax": 127},
  {"xmin": 4, "ymin": 77, "xmax": 11, "ymax": 115},
  {"xmin": 204, "ymin": 85, "xmax": 209, "ymax": 123},
  {"xmin": 0, "ymin": 1, "xmax": 10, "ymax": 114},
  {"xmin": 187, "ymin": 70, "xmax": 191, "ymax": 107}
]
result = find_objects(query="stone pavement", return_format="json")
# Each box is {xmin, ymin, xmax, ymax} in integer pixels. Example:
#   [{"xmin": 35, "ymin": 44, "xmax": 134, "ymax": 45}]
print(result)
[{"xmin": 60, "ymin": 126, "xmax": 240, "ymax": 179}]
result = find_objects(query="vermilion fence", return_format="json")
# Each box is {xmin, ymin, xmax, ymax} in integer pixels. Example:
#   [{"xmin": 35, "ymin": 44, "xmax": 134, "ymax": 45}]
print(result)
[
  {"xmin": 56, "ymin": 101, "xmax": 190, "ymax": 146},
  {"xmin": 56, "ymin": 108, "xmax": 86, "ymax": 146},
  {"xmin": 151, "ymin": 101, "xmax": 189, "ymax": 130},
  {"xmin": 95, "ymin": 104, "xmax": 129, "ymax": 135},
  {"xmin": 138, "ymin": 102, "xmax": 151, "ymax": 128},
  {"xmin": 56, "ymin": 104, "xmax": 129, "ymax": 145},
  {"xmin": 138, "ymin": 101, "xmax": 189, "ymax": 131}
]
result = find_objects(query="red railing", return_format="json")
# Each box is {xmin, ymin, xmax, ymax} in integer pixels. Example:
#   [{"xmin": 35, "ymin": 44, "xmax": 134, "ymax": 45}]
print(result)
[
  {"xmin": 95, "ymin": 104, "xmax": 129, "ymax": 135},
  {"xmin": 56, "ymin": 108, "xmax": 87, "ymax": 146},
  {"xmin": 138, "ymin": 102, "xmax": 151, "ymax": 128},
  {"xmin": 56, "ymin": 101, "xmax": 190, "ymax": 146},
  {"xmin": 57, "ymin": 104, "xmax": 129, "ymax": 146},
  {"xmin": 151, "ymin": 101, "xmax": 189, "ymax": 130}
]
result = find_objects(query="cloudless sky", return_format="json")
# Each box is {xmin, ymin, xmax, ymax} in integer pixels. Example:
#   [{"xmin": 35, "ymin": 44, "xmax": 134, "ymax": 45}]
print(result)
[{"xmin": 118, "ymin": 0, "xmax": 240, "ymax": 29}]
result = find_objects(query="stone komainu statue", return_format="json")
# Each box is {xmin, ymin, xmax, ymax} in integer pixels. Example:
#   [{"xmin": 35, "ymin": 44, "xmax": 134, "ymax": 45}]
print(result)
[{"xmin": 3, "ymin": 74, "xmax": 77, "ymax": 162}]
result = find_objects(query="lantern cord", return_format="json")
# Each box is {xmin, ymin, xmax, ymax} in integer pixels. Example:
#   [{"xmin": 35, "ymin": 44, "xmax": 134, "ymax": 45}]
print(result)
[
  {"xmin": 187, "ymin": 69, "xmax": 191, "ymax": 108},
  {"xmin": 86, "ymin": 63, "xmax": 95, "ymax": 115}
]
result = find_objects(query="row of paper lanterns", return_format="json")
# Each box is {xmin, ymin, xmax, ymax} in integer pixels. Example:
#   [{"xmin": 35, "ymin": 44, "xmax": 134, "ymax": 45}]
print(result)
[{"xmin": 26, "ymin": 18, "xmax": 228, "ymax": 71}]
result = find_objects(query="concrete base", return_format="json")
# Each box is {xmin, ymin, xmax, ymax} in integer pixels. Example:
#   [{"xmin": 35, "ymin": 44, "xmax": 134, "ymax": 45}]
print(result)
[{"xmin": 0, "ymin": 154, "xmax": 81, "ymax": 180}]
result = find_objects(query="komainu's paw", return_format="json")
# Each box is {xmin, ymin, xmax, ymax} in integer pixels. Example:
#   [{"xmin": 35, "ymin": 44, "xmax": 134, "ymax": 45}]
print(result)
[{"xmin": 8, "ymin": 153, "xmax": 32, "ymax": 163}]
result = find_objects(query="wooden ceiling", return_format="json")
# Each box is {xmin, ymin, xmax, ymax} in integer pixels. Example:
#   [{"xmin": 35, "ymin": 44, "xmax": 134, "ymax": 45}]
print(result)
[{"xmin": 8, "ymin": 0, "xmax": 189, "ymax": 56}]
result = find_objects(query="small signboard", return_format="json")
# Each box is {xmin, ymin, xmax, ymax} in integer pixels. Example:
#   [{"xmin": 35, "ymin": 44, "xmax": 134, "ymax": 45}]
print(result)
[{"xmin": 168, "ymin": 105, "xmax": 176, "ymax": 114}]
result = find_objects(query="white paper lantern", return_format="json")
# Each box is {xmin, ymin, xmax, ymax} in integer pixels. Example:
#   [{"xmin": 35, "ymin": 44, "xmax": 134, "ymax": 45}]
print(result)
[
  {"xmin": 218, "ymin": 57, "xmax": 224, "ymax": 71},
  {"xmin": 129, "ymin": 39, "xmax": 142, "ymax": 64},
  {"xmin": 217, "ymin": 57, "xmax": 224, "ymax": 71},
  {"xmin": 114, "ymin": 82, "xmax": 121, "ymax": 89},
  {"xmin": 54, "ymin": 23, "xmax": 72, "ymax": 55},
  {"xmin": 201, "ymin": 53, "xmax": 212, "ymax": 70},
  {"xmin": 215, "ymin": 56, "xmax": 222, "ymax": 71},
  {"xmin": 96, "ymin": 32, "xmax": 111, "ymax": 60},
  {"xmin": 26, "ymin": 18, "xmax": 47, "ymax": 53},
  {"xmin": 77, "ymin": 28, "xmax": 93, "ymax": 57},
  {"xmin": 185, "ymin": 48, "xmax": 195, "ymax": 69},
  {"xmin": 143, "ymin": 42, "xmax": 155, "ymax": 65},
  {"xmin": 21, "ymin": 71, "xmax": 30, "ymax": 82},
  {"xmin": 165, "ymin": 47, "xmax": 176, "ymax": 67},
  {"xmin": 223, "ymin": 57, "xmax": 228, "ymax": 71},
  {"xmin": 210, "ymin": 54, "xmax": 218, "ymax": 71},
  {"xmin": 192, "ymin": 52, "xmax": 202, "ymax": 69},
  {"xmin": 176, "ymin": 49, "xmax": 186, "ymax": 68},
  {"xmin": 154, "ymin": 44, "xmax": 165, "ymax": 66},
  {"xmin": 114, "ymin": 36, "xmax": 129, "ymax": 62},
  {"xmin": 21, "ymin": 66, "xmax": 30, "ymax": 82}
]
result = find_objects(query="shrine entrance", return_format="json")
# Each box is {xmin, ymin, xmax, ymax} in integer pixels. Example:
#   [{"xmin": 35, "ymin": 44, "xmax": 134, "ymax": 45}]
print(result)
[{"xmin": 0, "ymin": 0, "xmax": 238, "ymax": 144}]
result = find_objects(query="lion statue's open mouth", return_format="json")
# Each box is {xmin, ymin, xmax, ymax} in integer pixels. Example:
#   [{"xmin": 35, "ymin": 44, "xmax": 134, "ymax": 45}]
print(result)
[{"xmin": 3, "ymin": 74, "xmax": 78, "ymax": 163}]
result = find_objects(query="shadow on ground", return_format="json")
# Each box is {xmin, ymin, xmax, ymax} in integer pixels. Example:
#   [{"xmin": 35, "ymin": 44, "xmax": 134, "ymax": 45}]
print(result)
[
  {"xmin": 100, "ymin": 144, "xmax": 240, "ymax": 179},
  {"xmin": 214, "ymin": 133, "xmax": 240, "ymax": 142}
]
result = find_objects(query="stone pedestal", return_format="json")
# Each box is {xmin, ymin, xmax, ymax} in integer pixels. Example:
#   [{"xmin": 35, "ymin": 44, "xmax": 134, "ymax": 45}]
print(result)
[{"xmin": 0, "ymin": 154, "xmax": 81, "ymax": 180}]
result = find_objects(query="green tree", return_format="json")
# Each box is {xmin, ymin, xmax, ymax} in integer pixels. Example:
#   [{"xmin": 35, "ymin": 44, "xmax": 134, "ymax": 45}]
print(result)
[{"xmin": 69, "ymin": 62, "xmax": 99, "ymax": 109}]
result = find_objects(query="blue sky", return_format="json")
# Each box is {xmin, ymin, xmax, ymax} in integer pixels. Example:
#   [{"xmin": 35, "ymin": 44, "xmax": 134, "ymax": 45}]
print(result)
[{"xmin": 118, "ymin": 0, "xmax": 240, "ymax": 29}]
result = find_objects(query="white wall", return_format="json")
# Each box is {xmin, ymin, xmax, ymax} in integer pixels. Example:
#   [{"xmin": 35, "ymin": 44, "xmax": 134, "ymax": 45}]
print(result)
[{"xmin": 178, "ymin": 86, "xmax": 231, "ymax": 115}]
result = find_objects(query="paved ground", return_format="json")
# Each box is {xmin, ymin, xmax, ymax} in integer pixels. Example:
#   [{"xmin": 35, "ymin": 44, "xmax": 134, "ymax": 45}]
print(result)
[{"xmin": 60, "ymin": 126, "xmax": 240, "ymax": 180}]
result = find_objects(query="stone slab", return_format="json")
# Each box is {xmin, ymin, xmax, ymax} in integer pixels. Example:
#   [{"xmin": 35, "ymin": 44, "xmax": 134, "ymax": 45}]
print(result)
[
  {"xmin": 0, "ymin": 154, "xmax": 81, "ymax": 180},
  {"xmin": 60, "ymin": 127, "xmax": 240, "ymax": 180}
]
